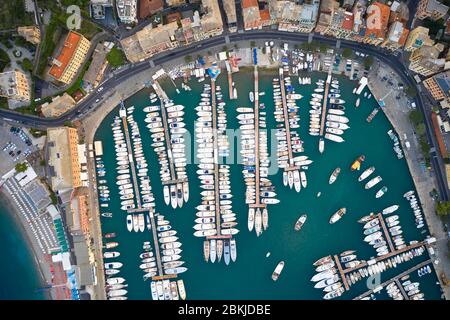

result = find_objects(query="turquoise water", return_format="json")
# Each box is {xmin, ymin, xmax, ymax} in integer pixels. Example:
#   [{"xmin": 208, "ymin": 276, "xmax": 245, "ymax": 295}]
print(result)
[
  {"xmin": 0, "ymin": 198, "xmax": 46, "ymax": 300},
  {"xmin": 94, "ymin": 71, "xmax": 443, "ymax": 300}
]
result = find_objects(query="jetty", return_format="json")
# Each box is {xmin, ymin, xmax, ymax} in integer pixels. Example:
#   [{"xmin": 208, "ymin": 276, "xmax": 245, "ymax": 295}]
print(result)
[
  {"xmin": 119, "ymin": 101, "xmax": 141, "ymax": 210},
  {"xmin": 353, "ymin": 259, "xmax": 432, "ymax": 300},
  {"xmin": 334, "ymin": 255, "xmax": 350, "ymax": 291},
  {"xmin": 319, "ymin": 66, "xmax": 333, "ymax": 137},
  {"xmin": 377, "ymin": 212, "xmax": 395, "ymax": 253}
]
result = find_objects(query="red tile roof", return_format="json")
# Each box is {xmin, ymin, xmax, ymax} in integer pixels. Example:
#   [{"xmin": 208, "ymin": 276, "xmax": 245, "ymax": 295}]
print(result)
[
  {"xmin": 49, "ymin": 31, "xmax": 82, "ymax": 80},
  {"xmin": 242, "ymin": 0, "xmax": 258, "ymax": 9}
]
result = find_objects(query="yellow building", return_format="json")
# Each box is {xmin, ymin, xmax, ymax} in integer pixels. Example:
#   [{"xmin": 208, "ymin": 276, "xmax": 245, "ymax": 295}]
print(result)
[
  {"xmin": 41, "ymin": 92, "xmax": 76, "ymax": 118},
  {"xmin": 408, "ymin": 44, "xmax": 446, "ymax": 76},
  {"xmin": 17, "ymin": 26, "xmax": 41, "ymax": 45},
  {"xmin": 423, "ymin": 71, "xmax": 450, "ymax": 102},
  {"xmin": 47, "ymin": 127, "xmax": 81, "ymax": 193},
  {"xmin": 416, "ymin": 0, "xmax": 449, "ymax": 21},
  {"xmin": 404, "ymin": 26, "xmax": 434, "ymax": 51},
  {"xmin": 0, "ymin": 70, "xmax": 31, "ymax": 102},
  {"xmin": 49, "ymin": 31, "xmax": 91, "ymax": 85}
]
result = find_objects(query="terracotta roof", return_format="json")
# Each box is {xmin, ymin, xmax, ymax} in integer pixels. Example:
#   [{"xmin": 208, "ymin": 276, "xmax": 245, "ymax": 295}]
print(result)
[
  {"xmin": 242, "ymin": 0, "xmax": 258, "ymax": 9},
  {"xmin": 139, "ymin": 0, "xmax": 164, "ymax": 19},
  {"xmin": 341, "ymin": 12, "xmax": 354, "ymax": 31},
  {"xmin": 366, "ymin": 2, "xmax": 390, "ymax": 39},
  {"xmin": 259, "ymin": 8, "xmax": 270, "ymax": 21},
  {"xmin": 49, "ymin": 31, "xmax": 81, "ymax": 80},
  {"xmin": 167, "ymin": 12, "xmax": 182, "ymax": 23},
  {"xmin": 398, "ymin": 27, "xmax": 409, "ymax": 46}
]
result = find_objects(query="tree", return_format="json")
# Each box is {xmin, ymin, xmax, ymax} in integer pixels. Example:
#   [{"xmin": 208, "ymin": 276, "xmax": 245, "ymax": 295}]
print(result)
[
  {"xmin": 405, "ymin": 86, "xmax": 417, "ymax": 98},
  {"xmin": 15, "ymin": 162, "xmax": 28, "ymax": 173},
  {"xmin": 222, "ymin": 46, "xmax": 228, "ymax": 52},
  {"xmin": 184, "ymin": 55, "xmax": 192, "ymax": 63},
  {"xmin": 21, "ymin": 58, "xmax": 33, "ymax": 72},
  {"xmin": 342, "ymin": 48, "xmax": 352, "ymax": 58},
  {"xmin": 436, "ymin": 201, "xmax": 450, "ymax": 217},
  {"xmin": 319, "ymin": 43, "xmax": 328, "ymax": 53},
  {"xmin": 106, "ymin": 47, "xmax": 125, "ymax": 68},
  {"xmin": 364, "ymin": 56, "xmax": 374, "ymax": 69},
  {"xmin": 250, "ymin": 41, "xmax": 256, "ymax": 48},
  {"xmin": 416, "ymin": 123, "xmax": 426, "ymax": 136},
  {"xmin": 409, "ymin": 110, "xmax": 423, "ymax": 125}
]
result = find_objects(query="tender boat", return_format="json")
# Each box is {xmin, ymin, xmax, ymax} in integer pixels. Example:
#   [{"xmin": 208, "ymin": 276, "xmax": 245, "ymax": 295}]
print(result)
[
  {"xmin": 329, "ymin": 167, "xmax": 341, "ymax": 184},
  {"xmin": 294, "ymin": 215, "xmax": 307, "ymax": 231},
  {"xmin": 272, "ymin": 261, "xmax": 285, "ymax": 281},
  {"xmin": 358, "ymin": 166, "xmax": 375, "ymax": 182},
  {"xmin": 329, "ymin": 208, "xmax": 347, "ymax": 224}
]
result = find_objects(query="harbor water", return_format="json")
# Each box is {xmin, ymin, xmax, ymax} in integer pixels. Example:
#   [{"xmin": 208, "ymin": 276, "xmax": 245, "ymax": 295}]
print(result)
[{"xmin": 94, "ymin": 71, "xmax": 443, "ymax": 299}]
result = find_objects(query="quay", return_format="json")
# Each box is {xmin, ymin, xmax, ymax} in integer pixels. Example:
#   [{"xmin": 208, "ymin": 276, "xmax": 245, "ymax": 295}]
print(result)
[
  {"xmin": 353, "ymin": 259, "xmax": 432, "ymax": 300},
  {"xmin": 377, "ymin": 212, "xmax": 395, "ymax": 253},
  {"xmin": 120, "ymin": 101, "xmax": 142, "ymax": 210},
  {"xmin": 278, "ymin": 68, "xmax": 297, "ymax": 171}
]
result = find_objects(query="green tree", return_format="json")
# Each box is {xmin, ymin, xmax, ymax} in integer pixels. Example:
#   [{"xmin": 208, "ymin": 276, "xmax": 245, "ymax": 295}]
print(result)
[
  {"xmin": 364, "ymin": 56, "xmax": 374, "ymax": 69},
  {"xmin": 405, "ymin": 86, "xmax": 417, "ymax": 98},
  {"xmin": 319, "ymin": 43, "xmax": 328, "ymax": 53},
  {"xmin": 15, "ymin": 162, "xmax": 28, "ymax": 173},
  {"xmin": 436, "ymin": 201, "xmax": 450, "ymax": 217},
  {"xmin": 342, "ymin": 48, "xmax": 352, "ymax": 58},
  {"xmin": 250, "ymin": 41, "xmax": 256, "ymax": 48},
  {"xmin": 184, "ymin": 55, "xmax": 192, "ymax": 63},
  {"xmin": 416, "ymin": 123, "xmax": 426, "ymax": 136},
  {"xmin": 21, "ymin": 58, "xmax": 33, "ymax": 72},
  {"xmin": 106, "ymin": 47, "xmax": 125, "ymax": 68},
  {"xmin": 409, "ymin": 110, "xmax": 424, "ymax": 125}
]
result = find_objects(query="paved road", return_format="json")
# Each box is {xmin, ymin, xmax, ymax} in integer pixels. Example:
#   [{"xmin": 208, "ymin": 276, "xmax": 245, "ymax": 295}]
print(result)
[{"xmin": 0, "ymin": 30, "xmax": 448, "ymax": 199}]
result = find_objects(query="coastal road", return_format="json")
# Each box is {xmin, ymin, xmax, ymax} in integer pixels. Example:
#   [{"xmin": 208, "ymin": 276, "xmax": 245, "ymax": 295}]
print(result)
[{"xmin": 0, "ymin": 30, "xmax": 448, "ymax": 199}]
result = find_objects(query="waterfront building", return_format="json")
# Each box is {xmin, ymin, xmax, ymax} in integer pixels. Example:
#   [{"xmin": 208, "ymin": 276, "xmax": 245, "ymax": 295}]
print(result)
[
  {"xmin": 325, "ymin": 7, "xmax": 354, "ymax": 39},
  {"xmin": 41, "ymin": 93, "xmax": 77, "ymax": 118},
  {"xmin": 0, "ymin": 70, "xmax": 31, "ymax": 102},
  {"xmin": 47, "ymin": 127, "xmax": 82, "ymax": 194},
  {"xmin": 17, "ymin": 26, "xmax": 41, "ymax": 45},
  {"xmin": 404, "ymin": 26, "xmax": 434, "ymax": 52},
  {"xmin": 416, "ymin": 0, "xmax": 449, "ymax": 21},
  {"xmin": 351, "ymin": 0, "xmax": 367, "ymax": 42},
  {"xmin": 116, "ymin": 0, "xmax": 137, "ymax": 24},
  {"xmin": 408, "ymin": 43, "xmax": 446, "ymax": 76},
  {"xmin": 269, "ymin": 0, "xmax": 320, "ymax": 33},
  {"xmin": 361, "ymin": 2, "xmax": 390, "ymax": 46},
  {"xmin": 223, "ymin": 0, "xmax": 238, "ymax": 32},
  {"xmin": 381, "ymin": 21, "xmax": 409, "ymax": 51},
  {"xmin": 423, "ymin": 70, "xmax": 450, "ymax": 102},
  {"xmin": 314, "ymin": 0, "xmax": 340, "ymax": 34},
  {"xmin": 139, "ymin": 0, "xmax": 164, "ymax": 19},
  {"xmin": 242, "ymin": 0, "xmax": 262, "ymax": 30},
  {"xmin": 48, "ymin": 31, "xmax": 91, "ymax": 85},
  {"xmin": 121, "ymin": 0, "xmax": 223, "ymax": 62}
]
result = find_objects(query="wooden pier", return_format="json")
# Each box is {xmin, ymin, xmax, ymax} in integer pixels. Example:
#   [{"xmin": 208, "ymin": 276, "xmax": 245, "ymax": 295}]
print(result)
[
  {"xmin": 353, "ymin": 259, "xmax": 432, "ymax": 300},
  {"xmin": 252, "ymin": 65, "xmax": 265, "ymax": 209},
  {"xmin": 319, "ymin": 65, "xmax": 333, "ymax": 137},
  {"xmin": 334, "ymin": 255, "xmax": 350, "ymax": 291},
  {"xmin": 120, "ymin": 104, "xmax": 142, "ymax": 210},
  {"xmin": 211, "ymin": 79, "xmax": 221, "ymax": 237},
  {"xmin": 377, "ymin": 213, "xmax": 395, "ymax": 253},
  {"xmin": 394, "ymin": 279, "xmax": 409, "ymax": 300},
  {"xmin": 148, "ymin": 209, "xmax": 163, "ymax": 277},
  {"xmin": 158, "ymin": 100, "xmax": 176, "ymax": 181},
  {"xmin": 278, "ymin": 69, "xmax": 296, "ymax": 170}
]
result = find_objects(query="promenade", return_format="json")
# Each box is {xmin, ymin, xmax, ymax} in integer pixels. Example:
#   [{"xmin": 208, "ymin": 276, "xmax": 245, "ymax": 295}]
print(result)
[{"xmin": 368, "ymin": 63, "xmax": 449, "ymax": 299}]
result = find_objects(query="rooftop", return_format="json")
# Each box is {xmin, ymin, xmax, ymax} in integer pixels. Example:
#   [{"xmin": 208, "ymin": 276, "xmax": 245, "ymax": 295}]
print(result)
[{"xmin": 49, "ymin": 31, "xmax": 82, "ymax": 80}]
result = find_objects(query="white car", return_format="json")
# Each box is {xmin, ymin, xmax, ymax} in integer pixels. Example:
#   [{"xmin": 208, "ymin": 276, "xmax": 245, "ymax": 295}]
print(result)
[
  {"xmin": 97, "ymin": 86, "xmax": 104, "ymax": 92},
  {"xmin": 95, "ymin": 98, "xmax": 100, "ymax": 103}
]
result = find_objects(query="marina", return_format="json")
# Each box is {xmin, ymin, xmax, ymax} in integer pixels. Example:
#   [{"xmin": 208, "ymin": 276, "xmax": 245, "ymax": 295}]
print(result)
[{"xmin": 93, "ymin": 70, "xmax": 443, "ymax": 299}]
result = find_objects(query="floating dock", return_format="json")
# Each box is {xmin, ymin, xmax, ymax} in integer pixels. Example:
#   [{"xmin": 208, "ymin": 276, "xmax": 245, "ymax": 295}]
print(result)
[
  {"xmin": 377, "ymin": 212, "xmax": 395, "ymax": 253},
  {"xmin": 319, "ymin": 69, "xmax": 333, "ymax": 137}
]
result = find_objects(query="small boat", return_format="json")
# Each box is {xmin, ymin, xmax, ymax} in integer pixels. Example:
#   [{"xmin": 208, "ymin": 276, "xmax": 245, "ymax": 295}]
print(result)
[
  {"xmin": 249, "ymin": 91, "xmax": 254, "ymax": 102},
  {"xmin": 203, "ymin": 240, "xmax": 210, "ymax": 262},
  {"xmin": 248, "ymin": 208, "xmax": 255, "ymax": 232},
  {"xmin": 355, "ymin": 98, "xmax": 360, "ymax": 107},
  {"xmin": 262, "ymin": 208, "xmax": 268, "ymax": 231},
  {"xmin": 177, "ymin": 280, "xmax": 186, "ymax": 300},
  {"xmin": 351, "ymin": 155, "xmax": 365, "ymax": 171},
  {"xmin": 329, "ymin": 208, "xmax": 346, "ymax": 224},
  {"xmin": 294, "ymin": 215, "xmax": 307, "ymax": 231},
  {"xmin": 329, "ymin": 167, "xmax": 341, "ymax": 184},
  {"xmin": 382, "ymin": 205, "xmax": 399, "ymax": 215},
  {"xmin": 230, "ymin": 238, "xmax": 237, "ymax": 262},
  {"xmin": 300, "ymin": 171, "xmax": 307, "ymax": 188},
  {"xmin": 254, "ymin": 209, "xmax": 262, "ymax": 236},
  {"xmin": 365, "ymin": 176, "xmax": 382, "ymax": 189},
  {"xmin": 272, "ymin": 261, "xmax": 285, "ymax": 281},
  {"xmin": 375, "ymin": 186, "xmax": 388, "ymax": 198},
  {"xmin": 210, "ymin": 239, "xmax": 216, "ymax": 263},
  {"xmin": 358, "ymin": 166, "xmax": 375, "ymax": 182},
  {"xmin": 217, "ymin": 240, "xmax": 223, "ymax": 262},
  {"xmin": 224, "ymin": 240, "xmax": 231, "ymax": 266}
]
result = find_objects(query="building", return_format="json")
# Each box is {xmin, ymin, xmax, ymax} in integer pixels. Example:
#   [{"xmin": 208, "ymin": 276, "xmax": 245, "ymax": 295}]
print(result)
[
  {"xmin": 17, "ymin": 26, "xmax": 41, "ymax": 45},
  {"xmin": 351, "ymin": 0, "xmax": 367, "ymax": 42},
  {"xmin": 82, "ymin": 42, "xmax": 111, "ymax": 92},
  {"xmin": 47, "ymin": 127, "xmax": 81, "ymax": 194},
  {"xmin": 41, "ymin": 93, "xmax": 76, "ymax": 118},
  {"xmin": 242, "ymin": 0, "xmax": 261, "ymax": 30},
  {"xmin": 416, "ymin": 0, "xmax": 449, "ymax": 21},
  {"xmin": 139, "ymin": 0, "xmax": 164, "ymax": 19},
  {"xmin": 269, "ymin": 0, "xmax": 320, "ymax": 33},
  {"xmin": 362, "ymin": 2, "xmax": 390, "ymax": 46},
  {"xmin": 315, "ymin": 0, "xmax": 340, "ymax": 34},
  {"xmin": 121, "ymin": 0, "xmax": 223, "ymax": 62},
  {"xmin": 222, "ymin": 0, "xmax": 238, "ymax": 32},
  {"xmin": 116, "ymin": 0, "xmax": 137, "ymax": 24},
  {"xmin": 325, "ymin": 7, "xmax": 354, "ymax": 39},
  {"xmin": 404, "ymin": 26, "xmax": 434, "ymax": 51},
  {"xmin": 166, "ymin": 0, "xmax": 186, "ymax": 5},
  {"xmin": 48, "ymin": 31, "xmax": 91, "ymax": 85},
  {"xmin": 381, "ymin": 21, "xmax": 409, "ymax": 51},
  {"xmin": 0, "ymin": 70, "xmax": 31, "ymax": 102},
  {"xmin": 409, "ymin": 44, "xmax": 446, "ymax": 76},
  {"xmin": 423, "ymin": 70, "xmax": 450, "ymax": 102},
  {"xmin": 90, "ymin": 0, "xmax": 113, "ymax": 19}
]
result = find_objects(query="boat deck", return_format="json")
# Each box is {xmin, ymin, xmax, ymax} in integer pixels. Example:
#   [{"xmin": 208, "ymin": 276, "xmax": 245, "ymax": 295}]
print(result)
[
  {"xmin": 120, "ymin": 102, "xmax": 142, "ymax": 211},
  {"xmin": 353, "ymin": 259, "xmax": 432, "ymax": 300}
]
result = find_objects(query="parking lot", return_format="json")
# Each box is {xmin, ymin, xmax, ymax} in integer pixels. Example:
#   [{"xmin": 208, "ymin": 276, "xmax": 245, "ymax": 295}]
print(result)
[{"xmin": 0, "ymin": 122, "xmax": 36, "ymax": 175}]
